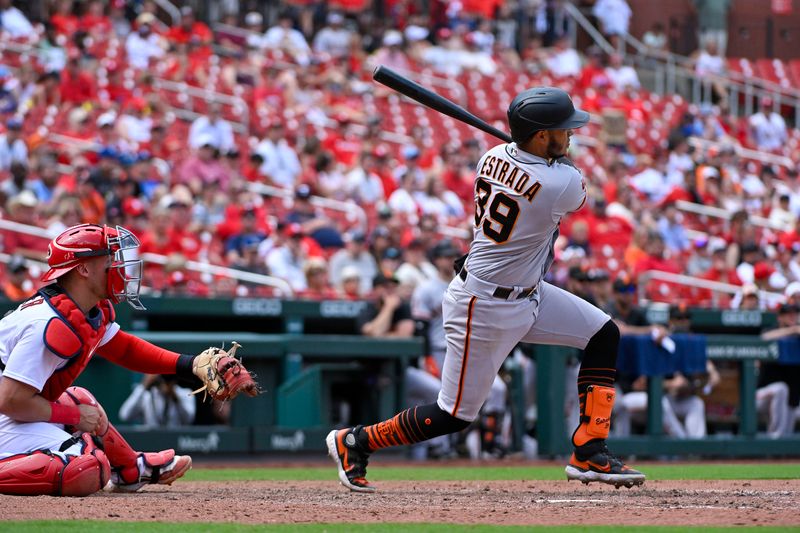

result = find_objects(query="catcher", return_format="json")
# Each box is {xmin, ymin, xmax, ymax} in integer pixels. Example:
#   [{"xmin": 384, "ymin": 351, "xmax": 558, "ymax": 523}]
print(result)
[{"xmin": 0, "ymin": 224, "xmax": 258, "ymax": 496}]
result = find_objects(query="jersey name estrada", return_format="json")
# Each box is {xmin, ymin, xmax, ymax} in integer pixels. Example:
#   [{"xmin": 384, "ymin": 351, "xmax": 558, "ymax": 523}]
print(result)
[{"xmin": 465, "ymin": 142, "xmax": 586, "ymax": 287}]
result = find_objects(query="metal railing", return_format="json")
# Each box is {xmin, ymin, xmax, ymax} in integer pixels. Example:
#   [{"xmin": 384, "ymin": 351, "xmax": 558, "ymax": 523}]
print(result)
[
  {"xmin": 153, "ymin": 0, "xmax": 181, "ymax": 26},
  {"xmin": 674, "ymin": 200, "xmax": 787, "ymax": 232},
  {"xmin": 45, "ymin": 133, "xmax": 102, "ymax": 152},
  {"xmin": 0, "ymin": 219, "xmax": 293, "ymax": 296},
  {"xmin": 247, "ymin": 182, "xmax": 368, "ymax": 232},
  {"xmin": 152, "ymin": 78, "xmax": 250, "ymax": 134},
  {"xmin": 563, "ymin": 2, "xmax": 616, "ymax": 56},
  {"xmin": 0, "ymin": 219, "xmax": 53, "ymax": 239},
  {"xmin": 0, "ymin": 252, "xmax": 47, "ymax": 272},
  {"xmin": 566, "ymin": 2, "xmax": 800, "ymax": 123},
  {"xmin": 686, "ymin": 137, "xmax": 794, "ymax": 169},
  {"xmin": 140, "ymin": 253, "xmax": 293, "ymax": 296},
  {"xmin": 638, "ymin": 269, "xmax": 783, "ymax": 308}
]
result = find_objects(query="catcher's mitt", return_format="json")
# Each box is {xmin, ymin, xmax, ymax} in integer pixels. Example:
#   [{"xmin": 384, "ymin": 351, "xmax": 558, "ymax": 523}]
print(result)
[{"xmin": 191, "ymin": 342, "xmax": 259, "ymax": 401}]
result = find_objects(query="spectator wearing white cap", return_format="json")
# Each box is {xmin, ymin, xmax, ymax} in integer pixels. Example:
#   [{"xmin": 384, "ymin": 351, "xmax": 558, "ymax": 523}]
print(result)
[
  {"xmin": 243, "ymin": 11, "xmax": 264, "ymax": 48},
  {"xmin": 188, "ymin": 103, "xmax": 234, "ymax": 154},
  {"xmin": 368, "ymin": 30, "xmax": 410, "ymax": 72},
  {"xmin": 785, "ymin": 281, "xmax": 800, "ymax": 307},
  {"xmin": 312, "ymin": 12, "xmax": 352, "ymax": 59},
  {"xmin": 403, "ymin": 15, "xmax": 430, "ymax": 44},
  {"xmin": 261, "ymin": 10, "xmax": 311, "ymax": 66},
  {"xmin": 731, "ymin": 283, "xmax": 767, "ymax": 311},
  {"xmin": 3, "ymin": 191, "xmax": 49, "ymax": 261},
  {"xmin": 338, "ymin": 265, "xmax": 363, "ymax": 299}
]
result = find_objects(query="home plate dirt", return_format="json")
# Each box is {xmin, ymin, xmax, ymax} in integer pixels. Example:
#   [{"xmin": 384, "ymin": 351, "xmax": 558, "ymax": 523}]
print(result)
[{"xmin": 1, "ymin": 479, "xmax": 798, "ymax": 526}]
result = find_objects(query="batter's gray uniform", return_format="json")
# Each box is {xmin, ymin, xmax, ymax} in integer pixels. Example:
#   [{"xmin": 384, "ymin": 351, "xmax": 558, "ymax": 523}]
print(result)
[
  {"xmin": 413, "ymin": 277, "xmax": 507, "ymax": 414},
  {"xmin": 438, "ymin": 143, "xmax": 610, "ymax": 421}
]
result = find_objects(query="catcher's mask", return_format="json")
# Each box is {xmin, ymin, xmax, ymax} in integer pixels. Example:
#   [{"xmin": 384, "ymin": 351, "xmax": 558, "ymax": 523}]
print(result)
[{"xmin": 42, "ymin": 223, "xmax": 145, "ymax": 310}]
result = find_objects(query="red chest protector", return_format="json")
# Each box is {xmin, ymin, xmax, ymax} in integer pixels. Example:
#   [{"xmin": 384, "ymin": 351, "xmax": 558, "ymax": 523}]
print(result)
[{"xmin": 37, "ymin": 285, "xmax": 116, "ymax": 401}]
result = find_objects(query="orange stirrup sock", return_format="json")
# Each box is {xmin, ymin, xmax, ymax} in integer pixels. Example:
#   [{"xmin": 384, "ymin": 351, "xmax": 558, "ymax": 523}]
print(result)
[{"xmin": 572, "ymin": 385, "xmax": 615, "ymax": 447}]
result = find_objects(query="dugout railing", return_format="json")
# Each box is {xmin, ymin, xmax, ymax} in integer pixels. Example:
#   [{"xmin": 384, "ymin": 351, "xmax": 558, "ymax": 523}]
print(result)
[{"xmin": 1, "ymin": 295, "xmax": 798, "ymax": 457}]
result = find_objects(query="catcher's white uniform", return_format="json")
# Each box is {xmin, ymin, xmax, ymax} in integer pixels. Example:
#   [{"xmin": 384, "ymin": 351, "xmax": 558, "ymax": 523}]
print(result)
[
  {"xmin": 438, "ymin": 143, "xmax": 610, "ymax": 420},
  {"xmin": 0, "ymin": 300, "xmax": 120, "ymax": 457}
]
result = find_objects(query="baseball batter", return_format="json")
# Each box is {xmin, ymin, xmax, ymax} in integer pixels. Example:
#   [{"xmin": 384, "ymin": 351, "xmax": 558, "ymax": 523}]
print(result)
[
  {"xmin": 0, "ymin": 223, "xmax": 256, "ymax": 496},
  {"xmin": 327, "ymin": 87, "xmax": 645, "ymax": 490}
]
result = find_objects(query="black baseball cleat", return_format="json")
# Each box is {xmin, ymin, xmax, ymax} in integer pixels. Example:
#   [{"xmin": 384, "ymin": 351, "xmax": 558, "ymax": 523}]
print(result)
[
  {"xmin": 565, "ymin": 439, "xmax": 645, "ymax": 489},
  {"xmin": 326, "ymin": 427, "xmax": 375, "ymax": 493}
]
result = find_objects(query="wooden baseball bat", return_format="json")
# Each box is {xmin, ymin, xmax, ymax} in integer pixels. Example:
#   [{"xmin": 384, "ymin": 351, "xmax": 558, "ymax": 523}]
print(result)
[{"xmin": 372, "ymin": 65, "xmax": 513, "ymax": 143}]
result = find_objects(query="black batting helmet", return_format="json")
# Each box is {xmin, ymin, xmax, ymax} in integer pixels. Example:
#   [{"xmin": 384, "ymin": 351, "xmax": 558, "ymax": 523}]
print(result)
[{"xmin": 507, "ymin": 87, "xmax": 590, "ymax": 143}]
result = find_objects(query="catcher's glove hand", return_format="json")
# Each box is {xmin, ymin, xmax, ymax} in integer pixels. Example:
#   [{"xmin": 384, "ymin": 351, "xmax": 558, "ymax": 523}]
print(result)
[{"xmin": 191, "ymin": 342, "xmax": 259, "ymax": 401}]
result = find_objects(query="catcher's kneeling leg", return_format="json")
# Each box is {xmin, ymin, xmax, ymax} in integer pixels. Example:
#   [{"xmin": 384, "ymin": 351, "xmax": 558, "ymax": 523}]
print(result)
[
  {"xmin": 0, "ymin": 433, "xmax": 110, "ymax": 496},
  {"xmin": 59, "ymin": 386, "xmax": 192, "ymax": 491}
]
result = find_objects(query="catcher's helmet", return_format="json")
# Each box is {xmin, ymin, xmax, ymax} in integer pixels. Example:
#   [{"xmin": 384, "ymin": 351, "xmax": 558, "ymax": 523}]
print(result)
[
  {"xmin": 507, "ymin": 87, "xmax": 590, "ymax": 143},
  {"xmin": 42, "ymin": 223, "xmax": 145, "ymax": 310}
]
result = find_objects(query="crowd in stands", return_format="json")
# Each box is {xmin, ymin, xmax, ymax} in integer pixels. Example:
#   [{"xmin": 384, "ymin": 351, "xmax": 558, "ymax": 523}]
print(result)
[
  {"xmin": 0, "ymin": 0, "xmax": 798, "ymax": 314},
  {"xmin": 2, "ymin": 0, "xmax": 797, "ymax": 445}
]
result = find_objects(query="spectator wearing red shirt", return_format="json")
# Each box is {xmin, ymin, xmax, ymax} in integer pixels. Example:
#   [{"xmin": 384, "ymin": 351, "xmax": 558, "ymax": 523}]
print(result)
[
  {"xmin": 101, "ymin": 64, "xmax": 133, "ymax": 106},
  {"xmin": 139, "ymin": 196, "xmax": 200, "ymax": 261},
  {"xmin": 59, "ymin": 54, "xmax": 96, "ymax": 106},
  {"xmin": 139, "ymin": 206, "xmax": 174, "ymax": 280},
  {"xmin": 634, "ymin": 234, "xmax": 682, "ymax": 277},
  {"xmin": 576, "ymin": 47, "xmax": 612, "ymax": 91},
  {"xmin": 633, "ymin": 233, "xmax": 683, "ymax": 302},
  {"xmin": 166, "ymin": 199, "xmax": 202, "ymax": 261},
  {"xmin": 80, "ymin": 0, "xmax": 112, "ymax": 38},
  {"xmin": 440, "ymin": 145, "xmax": 473, "ymax": 206},
  {"xmin": 50, "ymin": 0, "xmax": 80, "ymax": 36},
  {"xmin": 369, "ymin": 146, "xmax": 397, "ymax": 199},
  {"xmin": 141, "ymin": 122, "xmax": 182, "ymax": 161},
  {"xmin": 565, "ymin": 195, "xmax": 634, "ymax": 251},
  {"xmin": 694, "ymin": 243, "xmax": 741, "ymax": 305},
  {"xmin": 166, "ymin": 7, "xmax": 212, "ymax": 55},
  {"xmin": 322, "ymin": 116, "xmax": 363, "ymax": 170},
  {"xmin": 461, "ymin": 0, "xmax": 503, "ymax": 18},
  {"xmin": 779, "ymin": 217, "xmax": 800, "ymax": 253}
]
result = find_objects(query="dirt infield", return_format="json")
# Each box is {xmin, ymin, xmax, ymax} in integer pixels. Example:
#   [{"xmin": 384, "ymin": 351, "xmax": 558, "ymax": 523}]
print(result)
[{"xmin": 1, "ymin": 478, "xmax": 799, "ymax": 526}]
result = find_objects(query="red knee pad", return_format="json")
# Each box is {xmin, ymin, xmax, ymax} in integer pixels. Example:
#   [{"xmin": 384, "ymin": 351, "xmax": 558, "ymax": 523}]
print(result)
[
  {"xmin": 0, "ymin": 434, "xmax": 110, "ymax": 496},
  {"xmin": 61, "ymin": 435, "xmax": 111, "ymax": 497},
  {"xmin": 0, "ymin": 451, "xmax": 66, "ymax": 496},
  {"xmin": 59, "ymin": 387, "xmax": 109, "ymax": 435},
  {"xmin": 60, "ymin": 386, "xmax": 99, "ymax": 407}
]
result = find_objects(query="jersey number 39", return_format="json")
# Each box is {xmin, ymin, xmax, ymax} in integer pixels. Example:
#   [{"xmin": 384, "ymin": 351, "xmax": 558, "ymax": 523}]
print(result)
[{"xmin": 474, "ymin": 178, "xmax": 521, "ymax": 243}]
